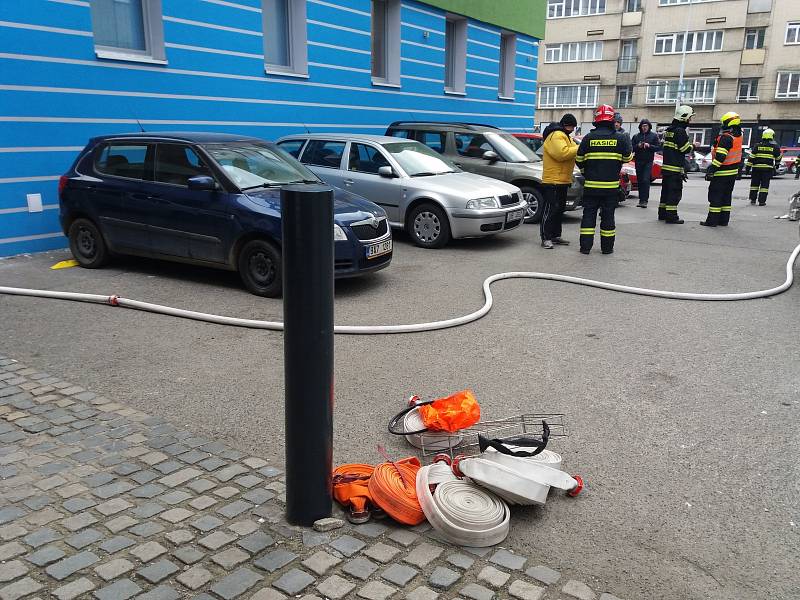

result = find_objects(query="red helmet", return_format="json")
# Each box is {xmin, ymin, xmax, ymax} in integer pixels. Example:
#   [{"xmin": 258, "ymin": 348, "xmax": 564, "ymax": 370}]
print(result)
[{"xmin": 594, "ymin": 104, "xmax": 616, "ymax": 123}]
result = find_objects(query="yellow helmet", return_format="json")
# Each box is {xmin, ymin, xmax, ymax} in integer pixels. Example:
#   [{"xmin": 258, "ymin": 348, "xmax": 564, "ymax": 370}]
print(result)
[
  {"xmin": 761, "ymin": 128, "xmax": 775, "ymax": 140},
  {"xmin": 720, "ymin": 112, "xmax": 741, "ymax": 128}
]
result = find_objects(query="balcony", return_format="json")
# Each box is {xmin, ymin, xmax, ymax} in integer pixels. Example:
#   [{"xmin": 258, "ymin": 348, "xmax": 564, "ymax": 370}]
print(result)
[
  {"xmin": 737, "ymin": 95, "xmax": 760, "ymax": 103},
  {"xmin": 618, "ymin": 57, "xmax": 638, "ymax": 73},
  {"xmin": 741, "ymin": 49, "xmax": 765, "ymax": 65}
]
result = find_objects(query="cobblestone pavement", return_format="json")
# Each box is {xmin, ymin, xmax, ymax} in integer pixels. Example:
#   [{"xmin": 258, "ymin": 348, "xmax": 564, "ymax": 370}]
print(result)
[{"xmin": 0, "ymin": 354, "xmax": 624, "ymax": 600}]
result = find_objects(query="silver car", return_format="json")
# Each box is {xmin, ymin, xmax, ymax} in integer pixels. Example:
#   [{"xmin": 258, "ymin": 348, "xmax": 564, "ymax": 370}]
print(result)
[{"xmin": 276, "ymin": 134, "xmax": 527, "ymax": 248}]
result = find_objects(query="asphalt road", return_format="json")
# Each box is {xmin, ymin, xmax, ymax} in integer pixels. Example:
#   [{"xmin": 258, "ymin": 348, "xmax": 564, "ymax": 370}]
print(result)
[{"xmin": 2, "ymin": 174, "xmax": 799, "ymax": 600}]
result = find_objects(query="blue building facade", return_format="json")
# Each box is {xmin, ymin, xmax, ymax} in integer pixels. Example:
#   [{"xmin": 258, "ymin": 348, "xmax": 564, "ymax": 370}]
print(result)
[{"xmin": 0, "ymin": 0, "xmax": 540, "ymax": 257}]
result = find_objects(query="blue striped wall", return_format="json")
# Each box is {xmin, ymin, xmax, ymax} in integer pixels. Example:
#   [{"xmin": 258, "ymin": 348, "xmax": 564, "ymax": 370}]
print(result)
[{"xmin": 0, "ymin": 0, "xmax": 539, "ymax": 257}]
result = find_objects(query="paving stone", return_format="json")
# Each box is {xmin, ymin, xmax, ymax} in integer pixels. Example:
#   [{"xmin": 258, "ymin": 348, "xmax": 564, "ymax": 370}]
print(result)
[
  {"xmin": 92, "ymin": 481, "xmax": 134, "ymax": 499},
  {"xmin": 489, "ymin": 548, "xmax": 527, "ymax": 571},
  {"xmin": 234, "ymin": 474, "xmax": 263, "ymax": 489},
  {"xmin": 130, "ymin": 502, "xmax": 164, "ymax": 519},
  {"xmin": 237, "ymin": 531, "xmax": 275, "ymax": 554},
  {"xmin": 316, "ymin": 574, "xmax": 356, "ymax": 599},
  {"xmin": 462, "ymin": 546, "xmax": 492, "ymax": 558},
  {"xmin": 199, "ymin": 530, "xmax": 236, "ymax": 550},
  {"xmin": 34, "ymin": 476, "xmax": 67, "ymax": 492},
  {"xmin": 25, "ymin": 507, "xmax": 62, "ymax": 527},
  {"xmin": 217, "ymin": 500, "xmax": 252, "ymax": 519},
  {"xmin": 177, "ymin": 565, "xmax": 213, "ymax": 590},
  {"xmin": 329, "ymin": 534, "xmax": 366, "ymax": 557},
  {"xmin": 213, "ymin": 486, "xmax": 240, "ymax": 499},
  {"xmin": 138, "ymin": 558, "xmax": 180, "ymax": 583},
  {"xmin": 208, "ymin": 567, "xmax": 262, "ymax": 599},
  {"xmin": 94, "ymin": 558, "xmax": 135, "ymax": 581},
  {"xmin": 214, "ymin": 464, "xmax": 248, "ymax": 482},
  {"xmin": 253, "ymin": 549, "xmax": 298, "ymax": 573},
  {"xmin": 386, "ymin": 529, "xmax": 418, "ymax": 547},
  {"xmin": 95, "ymin": 498, "xmax": 133, "ymax": 516},
  {"xmin": 478, "ymin": 566, "xmax": 510, "ymax": 589},
  {"xmin": 131, "ymin": 484, "xmax": 166, "ymax": 499},
  {"xmin": 562, "ymin": 580, "xmax": 597, "ymax": 600},
  {"xmin": 446, "ymin": 553, "xmax": 475, "ymax": 570},
  {"xmin": 22, "ymin": 495, "xmax": 52, "ymax": 511},
  {"xmin": 189, "ymin": 496, "xmax": 217, "ymax": 510},
  {"xmin": 158, "ymin": 468, "xmax": 202, "ymax": 487},
  {"xmin": 405, "ymin": 586, "xmax": 439, "ymax": 600},
  {"xmin": 131, "ymin": 470, "xmax": 159, "ymax": 484},
  {"xmin": 187, "ymin": 478, "xmax": 216, "ymax": 493},
  {"xmin": 104, "ymin": 515, "xmax": 138, "ymax": 533},
  {"xmin": 23, "ymin": 527, "xmax": 60, "ymax": 548},
  {"xmin": 459, "ymin": 583, "xmax": 495, "ymax": 600},
  {"xmin": 228, "ymin": 520, "xmax": 259, "ymax": 536},
  {"xmin": 429, "ymin": 566, "xmax": 461, "ymax": 590},
  {"xmin": 159, "ymin": 491, "xmax": 192, "ymax": 506},
  {"xmin": 212, "ymin": 547, "xmax": 250, "ymax": 569},
  {"xmin": 357, "ymin": 580, "xmax": 397, "ymax": 600},
  {"xmin": 343, "ymin": 556, "xmax": 379, "ymax": 580},
  {"xmin": 273, "ymin": 568, "xmax": 315, "ymax": 595},
  {"xmin": 98, "ymin": 535, "xmax": 135, "ymax": 554},
  {"xmin": 140, "ymin": 452, "xmax": 168, "ymax": 466},
  {"xmin": 55, "ymin": 483, "xmax": 88, "ymax": 499},
  {"xmin": 66, "ymin": 528, "xmax": 103, "ymax": 549},
  {"xmin": 177, "ymin": 450, "xmax": 208, "ymax": 464},
  {"xmin": 138, "ymin": 585, "xmax": 180, "ymax": 600},
  {"xmin": 404, "ymin": 542, "xmax": 444, "ymax": 568},
  {"xmin": 258, "ymin": 466, "xmax": 282, "ymax": 478},
  {"xmin": 302, "ymin": 530, "xmax": 330, "ymax": 548},
  {"xmin": 301, "ymin": 550, "xmax": 341, "ymax": 575},
  {"xmin": 198, "ymin": 457, "xmax": 227, "ymax": 472},
  {"xmin": 113, "ymin": 462, "xmax": 140, "ymax": 476},
  {"xmin": 62, "ymin": 497, "xmax": 96, "ymax": 513},
  {"xmin": 92, "ymin": 578, "xmax": 141, "ymax": 600},
  {"xmin": 354, "ymin": 522, "xmax": 388, "ymax": 538},
  {"xmin": 129, "ymin": 522, "xmax": 165, "ymax": 537},
  {"xmin": 508, "ymin": 580, "xmax": 546, "ymax": 600},
  {"xmin": 365, "ymin": 542, "xmax": 401, "ymax": 563},
  {"xmin": 0, "ymin": 561, "xmax": 27, "ymax": 583},
  {"xmin": 173, "ymin": 546, "xmax": 204, "ymax": 565},
  {"xmin": 53, "ymin": 577, "xmax": 95, "ymax": 600},
  {"xmin": 0, "ymin": 576, "xmax": 43, "ymax": 600},
  {"xmin": 130, "ymin": 541, "xmax": 167, "ymax": 562},
  {"xmin": 599, "ymin": 594, "xmax": 623, "ymax": 600},
  {"xmin": 525, "ymin": 565, "xmax": 561, "ymax": 586},
  {"xmin": 164, "ymin": 529, "xmax": 194, "ymax": 545},
  {"xmin": 381, "ymin": 563, "xmax": 418, "ymax": 586},
  {"xmin": 45, "ymin": 550, "xmax": 100, "ymax": 580},
  {"xmin": 191, "ymin": 515, "xmax": 224, "ymax": 532},
  {"xmin": 0, "ymin": 542, "xmax": 25, "ymax": 562},
  {"xmin": 159, "ymin": 508, "xmax": 193, "ymax": 523}
]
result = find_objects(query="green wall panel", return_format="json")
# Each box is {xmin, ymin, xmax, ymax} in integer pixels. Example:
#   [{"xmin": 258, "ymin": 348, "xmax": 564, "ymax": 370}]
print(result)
[{"xmin": 419, "ymin": 0, "xmax": 545, "ymax": 39}]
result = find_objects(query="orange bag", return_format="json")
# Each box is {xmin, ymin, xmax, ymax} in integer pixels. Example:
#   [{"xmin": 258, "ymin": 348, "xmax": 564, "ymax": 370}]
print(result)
[
  {"xmin": 418, "ymin": 389, "xmax": 480, "ymax": 433},
  {"xmin": 368, "ymin": 457, "xmax": 425, "ymax": 525}
]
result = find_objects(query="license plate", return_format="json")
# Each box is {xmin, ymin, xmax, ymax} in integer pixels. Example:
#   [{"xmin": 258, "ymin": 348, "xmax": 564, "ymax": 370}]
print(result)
[
  {"xmin": 366, "ymin": 238, "xmax": 392, "ymax": 259},
  {"xmin": 506, "ymin": 209, "xmax": 524, "ymax": 222}
]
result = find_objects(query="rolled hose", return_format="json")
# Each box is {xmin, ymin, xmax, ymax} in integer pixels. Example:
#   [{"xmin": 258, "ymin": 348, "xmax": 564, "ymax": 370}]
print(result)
[
  {"xmin": 367, "ymin": 458, "xmax": 426, "ymax": 526},
  {"xmin": 1, "ymin": 242, "xmax": 798, "ymax": 335}
]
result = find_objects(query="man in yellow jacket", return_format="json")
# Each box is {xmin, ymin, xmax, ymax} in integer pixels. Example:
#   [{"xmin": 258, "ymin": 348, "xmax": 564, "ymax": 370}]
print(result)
[{"xmin": 540, "ymin": 114, "xmax": 578, "ymax": 248}]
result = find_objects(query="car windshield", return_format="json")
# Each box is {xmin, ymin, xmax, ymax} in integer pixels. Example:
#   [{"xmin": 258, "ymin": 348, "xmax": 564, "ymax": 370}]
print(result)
[
  {"xmin": 203, "ymin": 142, "xmax": 319, "ymax": 189},
  {"xmin": 783, "ymin": 149, "xmax": 800, "ymax": 157},
  {"xmin": 486, "ymin": 132, "xmax": 541, "ymax": 163},
  {"xmin": 381, "ymin": 141, "xmax": 457, "ymax": 176}
]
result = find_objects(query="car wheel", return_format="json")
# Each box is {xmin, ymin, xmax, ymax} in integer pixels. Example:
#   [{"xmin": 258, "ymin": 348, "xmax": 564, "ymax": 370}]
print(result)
[
  {"xmin": 408, "ymin": 203, "xmax": 451, "ymax": 249},
  {"xmin": 238, "ymin": 239, "xmax": 282, "ymax": 297},
  {"xmin": 521, "ymin": 186, "xmax": 544, "ymax": 224},
  {"xmin": 68, "ymin": 218, "xmax": 109, "ymax": 268}
]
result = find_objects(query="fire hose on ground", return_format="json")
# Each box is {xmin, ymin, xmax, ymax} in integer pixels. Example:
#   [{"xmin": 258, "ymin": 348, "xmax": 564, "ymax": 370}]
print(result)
[{"xmin": 1, "ymin": 242, "xmax": 798, "ymax": 334}]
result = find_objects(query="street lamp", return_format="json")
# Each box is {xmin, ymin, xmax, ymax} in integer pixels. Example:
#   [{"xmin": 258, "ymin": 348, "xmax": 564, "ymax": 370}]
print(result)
[{"xmin": 676, "ymin": 0, "xmax": 695, "ymax": 108}]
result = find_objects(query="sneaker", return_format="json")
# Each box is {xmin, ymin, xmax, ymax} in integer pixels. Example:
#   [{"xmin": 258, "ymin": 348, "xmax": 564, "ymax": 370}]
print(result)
[
  {"xmin": 541, "ymin": 240, "xmax": 554, "ymax": 249},
  {"xmin": 552, "ymin": 238, "xmax": 570, "ymax": 245},
  {"xmin": 699, "ymin": 221, "xmax": 716, "ymax": 227},
  {"xmin": 665, "ymin": 218, "xmax": 684, "ymax": 224},
  {"xmin": 636, "ymin": 202, "xmax": 647, "ymax": 208},
  {"xmin": 601, "ymin": 250, "xmax": 614, "ymax": 255},
  {"xmin": 750, "ymin": 200, "xmax": 756, "ymax": 205},
  {"xmin": 579, "ymin": 248, "xmax": 590, "ymax": 255},
  {"xmin": 758, "ymin": 203, "xmax": 766, "ymax": 206}
]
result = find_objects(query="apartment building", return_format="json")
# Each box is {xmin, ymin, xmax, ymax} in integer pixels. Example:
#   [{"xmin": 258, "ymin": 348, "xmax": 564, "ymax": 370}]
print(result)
[{"xmin": 538, "ymin": 0, "xmax": 800, "ymax": 148}]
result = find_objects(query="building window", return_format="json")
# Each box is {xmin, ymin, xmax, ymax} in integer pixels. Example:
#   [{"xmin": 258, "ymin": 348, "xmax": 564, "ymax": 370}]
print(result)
[
  {"xmin": 444, "ymin": 16, "xmax": 467, "ymax": 94},
  {"xmin": 545, "ymin": 41, "xmax": 603, "ymax": 63},
  {"xmin": 262, "ymin": 0, "xmax": 308, "ymax": 76},
  {"xmin": 737, "ymin": 79, "xmax": 759, "ymax": 102},
  {"xmin": 616, "ymin": 85, "xmax": 633, "ymax": 108},
  {"xmin": 499, "ymin": 32, "xmax": 517, "ymax": 99},
  {"xmin": 626, "ymin": 0, "xmax": 641, "ymax": 11},
  {"xmin": 547, "ymin": 0, "xmax": 606, "ymax": 19},
  {"xmin": 654, "ymin": 30, "xmax": 723, "ymax": 55},
  {"xmin": 687, "ymin": 128, "xmax": 710, "ymax": 145},
  {"xmin": 90, "ymin": 0, "xmax": 165, "ymax": 62},
  {"xmin": 618, "ymin": 39, "xmax": 637, "ymax": 72},
  {"xmin": 786, "ymin": 22, "xmax": 800, "ymax": 45},
  {"xmin": 538, "ymin": 84, "xmax": 598, "ymax": 108},
  {"xmin": 745, "ymin": 28, "xmax": 765, "ymax": 49},
  {"xmin": 740, "ymin": 127, "xmax": 752, "ymax": 147},
  {"xmin": 776, "ymin": 72, "xmax": 800, "ymax": 99},
  {"xmin": 371, "ymin": 0, "xmax": 401, "ymax": 86},
  {"xmin": 646, "ymin": 78, "xmax": 717, "ymax": 104},
  {"xmin": 659, "ymin": 0, "xmax": 717, "ymax": 5}
]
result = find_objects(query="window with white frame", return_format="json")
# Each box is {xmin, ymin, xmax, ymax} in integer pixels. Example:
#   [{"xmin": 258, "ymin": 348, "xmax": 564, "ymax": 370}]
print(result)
[
  {"xmin": 538, "ymin": 84, "xmax": 598, "ymax": 108},
  {"xmin": 547, "ymin": 0, "xmax": 606, "ymax": 19},
  {"xmin": 659, "ymin": 0, "xmax": 717, "ymax": 5},
  {"xmin": 776, "ymin": 72, "xmax": 800, "ymax": 99},
  {"xmin": 786, "ymin": 22, "xmax": 800, "ymax": 45},
  {"xmin": 499, "ymin": 32, "xmax": 517, "ymax": 99},
  {"xmin": 262, "ymin": 0, "xmax": 308, "ymax": 75},
  {"xmin": 545, "ymin": 41, "xmax": 603, "ymax": 63},
  {"xmin": 616, "ymin": 85, "xmax": 633, "ymax": 108},
  {"xmin": 745, "ymin": 28, "xmax": 765, "ymax": 50},
  {"xmin": 646, "ymin": 78, "xmax": 717, "ymax": 104},
  {"xmin": 371, "ymin": 0, "xmax": 401, "ymax": 85},
  {"xmin": 687, "ymin": 128, "xmax": 710, "ymax": 145},
  {"xmin": 654, "ymin": 30, "xmax": 723, "ymax": 55},
  {"xmin": 737, "ymin": 78, "xmax": 759, "ymax": 102},
  {"xmin": 741, "ymin": 127, "xmax": 752, "ymax": 147},
  {"xmin": 626, "ymin": 0, "xmax": 641, "ymax": 11},
  {"xmin": 90, "ymin": 0, "xmax": 165, "ymax": 62},
  {"xmin": 444, "ymin": 15, "xmax": 467, "ymax": 94}
]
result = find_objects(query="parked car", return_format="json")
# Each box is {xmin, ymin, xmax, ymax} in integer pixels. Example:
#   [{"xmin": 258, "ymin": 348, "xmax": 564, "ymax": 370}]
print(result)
[
  {"xmin": 780, "ymin": 147, "xmax": 800, "ymax": 173},
  {"xmin": 277, "ymin": 134, "xmax": 526, "ymax": 249},
  {"xmin": 699, "ymin": 152, "xmax": 713, "ymax": 172},
  {"xmin": 384, "ymin": 122, "xmax": 584, "ymax": 225},
  {"xmin": 58, "ymin": 132, "xmax": 392, "ymax": 297},
  {"xmin": 514, "ymin": 132, "xmax": 543, "ymax": 153}
]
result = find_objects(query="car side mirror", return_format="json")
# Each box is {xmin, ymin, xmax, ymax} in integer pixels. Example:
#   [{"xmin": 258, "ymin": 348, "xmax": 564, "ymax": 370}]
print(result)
[
  {"xmin": 483, "ymin": 150, "xmax": 499, "ymax": 163},
  {"xmin": 187, "ymin": 175, "xmax": 217, "ymax": 191},
  {"xmin": 378, "ymin": 166, "xmax": 397, "ymax": 178}
]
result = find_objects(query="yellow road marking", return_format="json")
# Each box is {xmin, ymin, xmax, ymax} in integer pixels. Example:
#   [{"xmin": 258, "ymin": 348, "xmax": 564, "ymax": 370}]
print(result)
[{"xmin": 50, "ymin": 259, "xmax": 79, "ymax": 270}]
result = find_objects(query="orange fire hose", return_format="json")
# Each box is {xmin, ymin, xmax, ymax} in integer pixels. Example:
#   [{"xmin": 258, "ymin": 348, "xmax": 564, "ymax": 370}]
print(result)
[
  {"xmin": 368, "ymin": 457, "xmax": 425, "ymax": 526},
  {"xmin": 332, "ymin": 463, "xmax": 374, "ymax": 523}
]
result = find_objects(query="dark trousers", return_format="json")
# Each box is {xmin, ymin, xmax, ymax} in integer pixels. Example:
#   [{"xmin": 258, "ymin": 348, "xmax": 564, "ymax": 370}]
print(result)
[
  {"xmin": 579, "ymin": 194, "xmax": 617, "ymax": 253},
  {"xmin": 705, "ymin": 176, "xmax": 736, "ymax": 226},
  {"xmin": 749, "ymin": 169, "xmax": 772, "ymax": 205},
  {"xmin": 540, "ymin": 184, "xmax": 568, "ymax": 241},
  {"xmin": 635, "ymin": 161, "xmax": 653, "ymax": 204},
  {"xmin": 659, "ymin": 172, "xmax": 683, "ymax": 221}
]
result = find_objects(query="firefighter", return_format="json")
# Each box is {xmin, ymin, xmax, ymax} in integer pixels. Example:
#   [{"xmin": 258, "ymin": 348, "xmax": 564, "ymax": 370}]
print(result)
[
  {"xmin": 702, "ymin": 112, "xmax": 744, "ymax": 227},
  {"xmin": 746, "ymin": 128, "xmax": 782, "ymax": 206},
  {"xmin": 575, "ymin": 104, "xmax": 633, "ymax": 255},
  {"xmin": 658, "ymin": 105, "xmax": 695, "ymax": 224}
]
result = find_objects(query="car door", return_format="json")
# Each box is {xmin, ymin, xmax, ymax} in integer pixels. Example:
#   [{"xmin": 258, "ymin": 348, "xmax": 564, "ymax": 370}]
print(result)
[
  {"xmin": 91, "ymin": 142, "xmax": 155, "ymax": 254},
  {"xmin": 297, "ymin": 139, "xmax": 347, "ymax": 189},
  {"xmin": 144, "ymin": 143, "xmax": 232, "ymax": 264},
  {"xmin": 342, "ymin": 142, "xmax": 403, "ymax": 222},
  {"xmin": 452, "ymin": 132, "xmax": 507, "ymax": 181}
]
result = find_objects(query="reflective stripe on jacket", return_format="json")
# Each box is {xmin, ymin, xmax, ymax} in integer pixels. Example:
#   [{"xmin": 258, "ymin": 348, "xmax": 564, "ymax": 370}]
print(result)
[
  {"xmin": 575, "ymin": 123, "xmax": 633, "ymax": 193},
  {"xmin": 746, "ymin": 140, "xmax": 782, "ymax": 170},
  {"xmin": 661, "ymin": 122, "xmax": 693, "ymax": 175}
]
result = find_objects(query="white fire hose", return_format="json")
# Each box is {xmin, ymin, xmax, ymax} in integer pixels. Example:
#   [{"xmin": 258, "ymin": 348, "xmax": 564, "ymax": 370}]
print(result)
[{"xmin": 0, "ymin": 242, "xmax": 797, "ymax": 334}]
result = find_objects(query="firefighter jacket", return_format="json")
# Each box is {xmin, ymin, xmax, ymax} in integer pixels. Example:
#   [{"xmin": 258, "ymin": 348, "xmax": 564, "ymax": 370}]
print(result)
[
  {"xmin": 661, "ymin": 120, "xmax": 693, "ymax": 175},
  {"xmin": 708, "ymin": 127, "xmax": 743, "ymax": 178},
  {"xmin": 575, "ymin": 122, "xmax": 633, "ymax": 194},
  {"xmin": 746, "ymin": 139, "xmax": 782, "ymax": 170},
  {"xmin": 542, "ymin": 124, "xmax": 578, "ymax": 185}
]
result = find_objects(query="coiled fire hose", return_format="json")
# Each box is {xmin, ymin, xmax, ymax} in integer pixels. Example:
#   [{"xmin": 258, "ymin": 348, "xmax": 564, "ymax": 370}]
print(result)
[
  {"xmin": 416, "ymin": 461, "xmax": 510, "ymax": 547},
  {"xmin": 332, "ymin": 464, "xmax": 374, "ymax": 524},
  {"xmin": 367, "ymin": 458, "xmax": 425, "ymax": 526},
  {"xmin": 1, "ymin": 242, "xmax": 797, "ymax": 334}
]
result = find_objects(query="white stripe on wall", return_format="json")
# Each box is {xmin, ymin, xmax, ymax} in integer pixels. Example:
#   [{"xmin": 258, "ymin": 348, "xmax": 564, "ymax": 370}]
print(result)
[
  {"xmin": 0, "ymin": 20, "xmax": 92, "ymax": 37},
  {"xmin": 0, "ymin": 232, "xmax": 64, "ymax": 245},
  {"xmin": 0, "ymin": 147, "xmax": 83, "ymax": 152},
  {"xmin": 402, "ymin": 40, "xmax": 444, "ymax": 52},
  {"xmin": 309, "ymin": 62, "xmax": 370, "ymax": 74},
  {"xmin": 162, "ymin": 16, "xmax": 262, "ymax": 36},
  {"xmin": 401, "ymin": 57, "xmax": 443, "ymax": 68},
  {"xmin": 307, "ymin": 20, "xmax": 369, "ymax": 36},
  {"xmin": 468, "ymin": 23, "xmax": 499, "ymax": 36},
  {"xmin": 468, "ymin": 53, "xmax": 499, "ymax": 64},
  {"xmin": 402, "ymin": 74, "xmax": 442, "ymax": 84},
  {"xmin": 0, "ymin": 205, "xmax": 59, "ymax": 215},
  {"xmin": 467, "ymin": 68, "xmax": 498, "ymax": 78},
  {"xmin": 469, "ymin": 39, "xmax": 499, "ymax": 50},
  {"xmin": 0, "ymin": 175, "xmax": 61, "ymax": 184},
  {"xmin": 47, "ymin": 0, "xmax": 90, "ymax": 7},
  {"xmin": 165, "ymin": 43, "xmax": 263, "ymax": 60},
  {"xmin": 309, "ymin": 0, "xmax": 370, "ymax": 17},
  {"xmin": 401, "ymin": 4, "xmax": 445, "ymax": 20},
  {"xmin": 200, "ymin": 0, "xmax": 262, "ymax": 13}
]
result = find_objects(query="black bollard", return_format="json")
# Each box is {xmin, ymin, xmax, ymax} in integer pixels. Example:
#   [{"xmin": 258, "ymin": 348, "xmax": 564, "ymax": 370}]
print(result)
[{"xmin": 282, "ymin": 184, "xmax": 334, "ymax": 526}]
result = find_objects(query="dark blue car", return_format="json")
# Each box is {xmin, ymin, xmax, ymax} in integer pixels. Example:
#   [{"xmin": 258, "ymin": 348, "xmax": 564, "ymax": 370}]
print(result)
[{"xmin": 58, "ymin": 133, "xmax": 392, "ymax": 296}]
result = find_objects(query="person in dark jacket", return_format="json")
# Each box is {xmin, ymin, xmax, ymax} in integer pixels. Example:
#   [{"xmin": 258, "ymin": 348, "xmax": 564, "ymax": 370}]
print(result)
[
  {"xmin": 630, "ymin": 119, "xmax": 661, "ymax": 208},
  {"xmin": 745, "ymin": 128, "xmax": 782, "ymax": 206},
  {"xmin": 659, "ymin": 105, "xmax": 695, "ymax": 224}
]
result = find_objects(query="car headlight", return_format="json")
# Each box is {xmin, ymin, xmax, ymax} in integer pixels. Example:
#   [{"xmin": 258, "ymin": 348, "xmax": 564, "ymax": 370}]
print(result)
[
  {"xmin": 333, "ymin": 224, "xmax": 347, "ymax": 241},
  {"xmin": 466, "ymin": 197, "xmax": 499, "ymax": 209}
]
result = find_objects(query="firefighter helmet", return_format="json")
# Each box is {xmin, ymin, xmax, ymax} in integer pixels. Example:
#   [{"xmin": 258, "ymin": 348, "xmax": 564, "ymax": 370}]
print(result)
[
  {"xmin": 761, "ymin": 128, "xmax": 775, "ymax": 140},
  {"xmin": 674, "ymin": 105, "xmax": 694, "ymax": 122},
  {"xmin": 720, "ymin": 111, "xmax": 741, "ymax": 128},
  {"xmin": 594, "ymin": 104, "xmax": 616, "ymax": 123}
]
